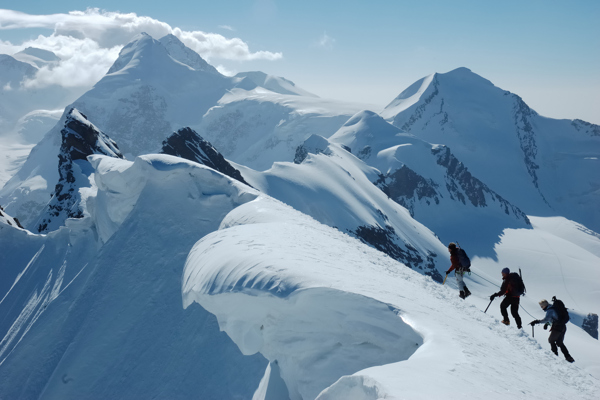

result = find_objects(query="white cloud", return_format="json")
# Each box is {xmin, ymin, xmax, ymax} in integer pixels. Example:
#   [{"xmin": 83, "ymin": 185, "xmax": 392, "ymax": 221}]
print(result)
[
  {"xmin": 0, "ymin": 8, "xmax": 282, "ymax": 89},
  {"xmin": 215, "ymin": 64, "xmax": 237, "ymax": 77},
  {"xmin": 219, "ymin": 25, "xmax": 235, "ymax": 31},
  {"xmin": 316, "ymin": 32, "xmax": 335, "ymax": 50}
]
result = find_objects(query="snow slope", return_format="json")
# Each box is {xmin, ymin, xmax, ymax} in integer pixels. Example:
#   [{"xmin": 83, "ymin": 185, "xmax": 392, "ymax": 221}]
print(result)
[
  {"xmin": 0, "ymin": 154, "xmax": 268, "ymax": 399},
  {"xmin": 329, "ymin": 110, "xmax": 531, "ymax": 256},
  {"xmin": 183, "ymin": 194, "xmax": 600, "ymax": 399},
  {"xmin": 235, "ymin": 134, "xmax": 447, "ymax": 281},
  {"xmin": 381, "ymin": 67, "xmax": 600, "ymax": 233}
]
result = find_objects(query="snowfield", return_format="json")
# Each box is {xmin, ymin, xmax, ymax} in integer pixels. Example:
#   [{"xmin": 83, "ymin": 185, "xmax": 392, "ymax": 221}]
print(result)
[{"xmin": 183, "ymin": 195, "xmax": 599, "ymax": 399}]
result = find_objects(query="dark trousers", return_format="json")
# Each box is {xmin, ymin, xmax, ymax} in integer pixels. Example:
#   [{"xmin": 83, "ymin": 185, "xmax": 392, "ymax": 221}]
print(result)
[
  {"xmin": 500, "ymin": 296, "xmax": 522, "ymax": 328},
  {"xmin": 549, "ymin": 325, "xmax": 570, "ymax": 356}
]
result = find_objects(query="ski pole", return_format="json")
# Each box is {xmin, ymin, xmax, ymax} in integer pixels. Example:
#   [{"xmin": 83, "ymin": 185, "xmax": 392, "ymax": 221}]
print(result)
[
  {"xmin": 532, "ymin": 324, "xmax": 534, "ymax": 338},
  {"xmin": 484, "ymin": 298, "xmax": 494, "ymax": 313},
  {"xmin": 443, "ymin": 274, "xmax": 448, "ymax": 285}
]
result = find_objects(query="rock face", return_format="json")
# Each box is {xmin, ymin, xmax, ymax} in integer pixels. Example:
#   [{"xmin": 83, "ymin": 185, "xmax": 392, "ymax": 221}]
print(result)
[
  {"xmin": 37, "ymin": 109, "xmax": 122, "ymax": 233},
  {"xmin": 161, "ymin": 127, "xmax": 250, "ymax": 186},
  {"xmin": 352, "ymin": 223, "xmax": 442, "ymax": 283},
  {"xmin": 583, "ymin": 314, "xmax": 599, "ymax": 340}
]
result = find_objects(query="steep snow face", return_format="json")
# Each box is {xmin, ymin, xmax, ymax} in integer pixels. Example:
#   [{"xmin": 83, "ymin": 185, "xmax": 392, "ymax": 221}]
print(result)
[
  {"xmin": 0, "ymin": 54, "xmax": 36, "ymax": 87},
  {"xmin": 0, "ymin": 154, "xmax": 267, "ymax": 399},
  {"xmin": 329, "ymin": 110, "xmax": 531, "ymax": 255},
  {"xmin": 36, "ymin": 109, "xmax": 123, "ymax": 233},
  {"xmin": 161, "ymin": 127, "xmax": 250, "ymax": 186},
  {"xmin": 12, "ymin": 47, "xmax": 60, "ymax": 69},
  {"xmin": 233, "ymin": 71, "xmax": 319, "ymax": 97},
  {"xmin": 381, "ymin": 67, "xmax": 600, "ymax": 233},
  {"xmin": 199, "ymin": 88, "xmax": 365, "ymax": 171},
  {"xmin": 237, "ymin": 137, "xmax": 447, "ymax": 281},
  {"xmin": 158, "ymin": 34, "xmax": 221, "ymax": 74},
  {"xmin": 183, "ymin": 196, "xmax": 600, "ymax": 400}
]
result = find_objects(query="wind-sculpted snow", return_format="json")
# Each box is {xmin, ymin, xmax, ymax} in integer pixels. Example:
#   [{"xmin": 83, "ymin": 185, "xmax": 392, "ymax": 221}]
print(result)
[
  {"xmin": 0, "ymin": 152, "xmax": 268, "ymax": 399},
  {"xmin": 183, "ymin": 198, "xmax": 600, "ymax": 399},
  {"xmin": 238, "ymin": 135, "xmax": 447, "ymax": 280}
]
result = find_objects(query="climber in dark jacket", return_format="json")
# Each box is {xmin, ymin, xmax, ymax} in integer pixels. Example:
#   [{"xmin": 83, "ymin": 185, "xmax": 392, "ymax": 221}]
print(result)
[
  {"xmin": 445, "ymin": 242, "xmax": 471, "ymax": 299},
  {"xmin": 489, "ymin": 268, "xmax": 522, "ymax": 329},
  {"xmin": 530, "ymin": 300, "xmax": 574, "ymax": 363}
]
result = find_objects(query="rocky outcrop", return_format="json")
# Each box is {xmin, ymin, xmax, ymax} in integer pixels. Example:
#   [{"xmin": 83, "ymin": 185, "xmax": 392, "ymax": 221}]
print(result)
[
  {"xmin": 37, "ymin": 109, "xmax": 123, "ymax": 233},
  {"xmin": 352, "ymin": 224, "xmax": 442, "ymax": 283},
  {"xmin": 161, "ymin": 127, "xmax": 250, "ymax": 186},
  {"xmin": 0, "ymin": 205, "xmax": 25, "ymax": 230},
  {"xmin": 376, "ymin": 166, "xmax": 440, "ymax": 217},
  {"xmin": 293, "ymin": 135, "xmax": 332, "ymax": 164},
  {"xmin": 432, "ymin": 145, "xmax": 530, "ymax": 224},
  {"xmin": 582, "ymin": 313, "xmax": 599, "ymax": 340}
]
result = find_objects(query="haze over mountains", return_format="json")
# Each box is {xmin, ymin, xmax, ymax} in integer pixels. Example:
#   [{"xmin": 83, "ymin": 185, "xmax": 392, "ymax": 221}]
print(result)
[{"xmin": 1, "ymin": 32, "xmax": 599, "ymax": 399}]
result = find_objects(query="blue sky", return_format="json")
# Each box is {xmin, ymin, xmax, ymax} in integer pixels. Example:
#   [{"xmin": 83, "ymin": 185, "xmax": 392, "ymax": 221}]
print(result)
[{"xmin": 1, "ymin": 1, "xmax": 599, "ymax": 123}]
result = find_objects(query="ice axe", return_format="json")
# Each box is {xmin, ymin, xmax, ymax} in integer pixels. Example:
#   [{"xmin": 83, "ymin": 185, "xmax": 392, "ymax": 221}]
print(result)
[
  {"xmin": 443, "ymin": 274, "xmax": 448, "ymax": 285},
  {"xmin": 484, "ymin": 297, "xmax": 494, "ymax": 313}
]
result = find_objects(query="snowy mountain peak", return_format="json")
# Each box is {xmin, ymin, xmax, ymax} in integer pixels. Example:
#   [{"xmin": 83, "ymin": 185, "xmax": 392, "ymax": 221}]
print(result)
[
  {"xmin": 0, "ymin": 54, "xmax": 37, "ymax": 86},
  {"xmin": 13, "ymin": 47, "xmax": 60, "ymax": 68},
  {"xmin": 106, "ymin": 32, "xmax": 173, "ymax": 76},
  {"xmin": 36, "ymin": 108, "xmax": 123, "ymax": 233},
  {"xmin": 233, "ymin": 71, "xmax": 318, "ymax": 97},
  {"xmin": 158, "ymin": 34, "xmax": 220, "ymax": 74},
  {"xmin": 161, "ymin": 127, "xmax": 249, "ymax": 186}
]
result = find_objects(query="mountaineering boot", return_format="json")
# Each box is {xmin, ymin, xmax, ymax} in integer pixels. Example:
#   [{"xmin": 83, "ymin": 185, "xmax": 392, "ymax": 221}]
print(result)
[
  {"xmin": 565, "ymin": 354, "xmax": 575, "ymax": 363},
  {"xmin": 501, "ymin": 320, "xmax": 510, "ymax": 326},
  {"xmin": 463, "ymin": 286, "xmax": 471, "ymax": 298},
  {"xmin": 459, "ymin": 291, "xmax": 465, "ymax": 299}
]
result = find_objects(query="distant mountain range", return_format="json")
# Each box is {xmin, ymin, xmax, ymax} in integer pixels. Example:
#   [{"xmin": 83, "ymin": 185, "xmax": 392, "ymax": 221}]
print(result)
[{"xmin": 1, "ymin": 32, "xmax": 599, "ymax": 400}]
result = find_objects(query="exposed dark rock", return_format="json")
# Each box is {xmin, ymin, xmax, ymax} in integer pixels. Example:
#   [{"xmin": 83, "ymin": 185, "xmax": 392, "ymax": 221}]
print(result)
[
  {"xmin": 357, "ymin": 145, "xmax": 372, "ymax": 160},
  {"xmin": 398, "ymin": 77, "xmax": 441, "ymax": 132},
  {"xmin": 432, "ymin": 145, "xmax": 530, "ymax": 224},
  {"xmin": 375, "ymin": 166, "xmax": 440, "ymax": 217},
  {"xmin": 582, "ymin": 313, "xmax": 598, "ymax": 340},
  {"xmin": 37, "ymin": 108, "xmax": 123, "ymax": 233},
  {"xmin": 513, "ymin": 95, "xmax": 542, "ymax": 190},
  {"xmin": 294, "ymin": 145, "xmax": 309, "ymax": 164},
  {"xmin": 352, "ymin": 224, "xmax": 442, "ymax": 283},
  {"xmin": 161, "ymin": 127, "xmax": 250, "ymax": 186},
  {"xmin": 572, "ymin": 119, "xmax": 600, "ymax": 137},
  {"xmin": 293, "ymin": 135, "xmax": 332, "ymax": 164}
]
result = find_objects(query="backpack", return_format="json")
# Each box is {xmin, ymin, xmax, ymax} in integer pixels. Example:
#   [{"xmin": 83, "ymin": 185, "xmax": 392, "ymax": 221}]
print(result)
[
  {"xmin": 552, "ymin": 297, "xmax": 570, "ymax": 325},
  {"xmin": 456, "ymin": 243, "xmax": 471, "ymax": 271},
  {"xmin": 509, "ymin": 272, "xmax": 526, "ymax": 296}
]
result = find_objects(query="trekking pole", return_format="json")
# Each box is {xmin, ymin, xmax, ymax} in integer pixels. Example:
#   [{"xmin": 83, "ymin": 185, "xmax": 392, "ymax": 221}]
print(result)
[
  {"xmin": 532, "ymin": 324, "xmax": 534, "ymax": 338},
  {"xmin": 443, "ymin": 274, "xmax": 448, "ymax": 285},
  {"xmin": 484, "ymin": 298, "xmax": 494, "ymax": 313}
]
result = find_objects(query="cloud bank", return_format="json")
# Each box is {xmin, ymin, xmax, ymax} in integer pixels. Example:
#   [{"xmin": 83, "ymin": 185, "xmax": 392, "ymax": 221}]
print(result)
[{"xmin": 0, "ymin": 8, "xmax": 282, "ymax": 88}]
